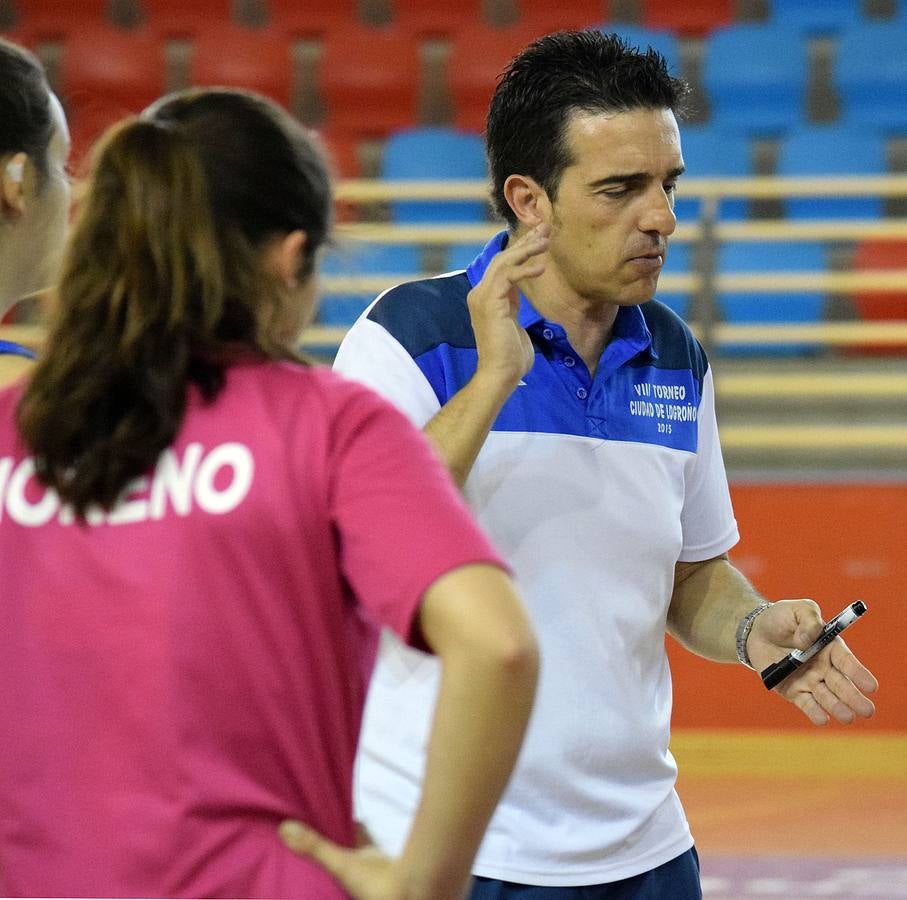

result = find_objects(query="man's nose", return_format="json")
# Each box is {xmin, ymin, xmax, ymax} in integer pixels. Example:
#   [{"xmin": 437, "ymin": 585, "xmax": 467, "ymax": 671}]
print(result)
[{"xmin": 639, "ymin": 186, "xmax": 677, "ymax": 236}]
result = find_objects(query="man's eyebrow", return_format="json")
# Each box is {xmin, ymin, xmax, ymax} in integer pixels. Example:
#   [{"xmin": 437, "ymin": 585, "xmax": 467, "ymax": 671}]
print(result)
[{"xmin": 587, "ymin": 165, "xmax": 686, "ymax": 189}]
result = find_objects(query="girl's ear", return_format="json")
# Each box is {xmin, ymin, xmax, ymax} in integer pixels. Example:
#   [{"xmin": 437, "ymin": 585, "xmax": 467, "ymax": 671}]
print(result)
[
  {"xmin": 264, "ymin": 230, "xmax": 308, "ymax": 289},
  {"xmin": 1, "ymin": 153, "xmax": 28, "ymax": 219}
]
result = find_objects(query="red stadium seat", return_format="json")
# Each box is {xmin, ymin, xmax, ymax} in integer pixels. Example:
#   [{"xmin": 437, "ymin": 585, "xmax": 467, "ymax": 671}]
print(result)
[
  {"xmin": 314, "ymin": 129, "xmax": 361, "ymax": 222},
  {"xmin": 516, "ymin": 0, "xmax": 607, "ymax": 33},
  {"xmin": 318, "ymin": 26, "xmax": 420, "ymax": 141},
  {"xmin": 641, "ymin": 0, "xmax": 733, "ymax": 36},
  {"xmin": 317, "ymin": 128, "xmax": 361, "ymax": 178},
  {"xmin": 10, "ymin": 0, "xmax": 108, "ymax": 39},
  {"xmin": 447, "ymin": 23, "xmax": 544, "ymax": 132},
  {"xmin": 58, "ymin": 24, "xmax": 166, "ymax": 167},
  {"xmin": 851, "ymin": 239, "xmax": 907, "ymax": 355},
  {"xmin": 0, "ymin": 23, "xmax": 36, "ymax": 49},
  {"xmin": 391, "ymin": 0, "xmax": 485, "ymax": 37},
  {"xmin": 137, "ymin": 0, "xmax": 234, "ymax": 37},
  {"xmin": 189, "ymin": 24, "xmax": 293, "ymax": 108},
  {"xmin": 266, "ymin": 0, "xmax": 360, "ymax": 37}
]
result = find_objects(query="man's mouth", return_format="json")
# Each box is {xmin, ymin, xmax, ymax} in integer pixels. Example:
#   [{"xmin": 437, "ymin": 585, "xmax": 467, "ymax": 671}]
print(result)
[
  {"xmin": 630, "ymin": 249, "xmax": 665, "ymax": 261},
  {"xmin": 628, "ymin": 252, "xmax": 664, "ymax": 270}
]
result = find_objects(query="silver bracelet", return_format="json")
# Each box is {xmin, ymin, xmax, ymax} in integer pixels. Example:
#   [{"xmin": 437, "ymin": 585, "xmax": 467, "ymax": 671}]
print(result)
[{"xmin": 735, "ymin": 601, "xmax": 772, "ymax": 669}]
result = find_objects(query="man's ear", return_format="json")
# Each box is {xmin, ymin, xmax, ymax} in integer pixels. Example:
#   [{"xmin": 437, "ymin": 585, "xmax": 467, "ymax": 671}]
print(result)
[
  {"xmin": 503, "ymin": 174, "xmax": 551, "ymax": 230},
  {"xmin": 1, "ymin": 153, "xmax": 28, "ymax": 219},
  {"xmin": 265, "ymin": 230, "xmax": 308, "ymax": 289}
]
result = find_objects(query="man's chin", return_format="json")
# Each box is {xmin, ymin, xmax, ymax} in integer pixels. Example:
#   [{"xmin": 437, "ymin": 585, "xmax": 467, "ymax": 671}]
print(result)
[{"xmin": 614, "ymin": 284, "xmax": 659, "ymax": 307}]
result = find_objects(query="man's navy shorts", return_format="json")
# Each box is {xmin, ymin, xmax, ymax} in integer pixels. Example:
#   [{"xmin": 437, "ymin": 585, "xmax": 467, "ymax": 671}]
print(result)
[{"xmin": 470, "ymin": 847, "xmax": 702, "ymax": 900}]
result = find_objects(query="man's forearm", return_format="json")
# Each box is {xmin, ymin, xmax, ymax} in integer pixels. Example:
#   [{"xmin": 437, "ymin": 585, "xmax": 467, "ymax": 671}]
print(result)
[
  {"xmin": 423, "ymin": 370, "xmax": 517, "ymax": 488},
  {"xmin": 667, "ymin": 555, "xmax": 766, "ymax": 663}
]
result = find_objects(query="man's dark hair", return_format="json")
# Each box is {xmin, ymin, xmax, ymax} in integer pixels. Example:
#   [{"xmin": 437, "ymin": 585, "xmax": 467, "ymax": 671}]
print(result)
[
  {"xmin": 0, "ymin": 37, "xmax": 54, "ymax": 183},
  {"xmin": 486, "ymin": 30, "xmax": 689, "ymax": 228}
]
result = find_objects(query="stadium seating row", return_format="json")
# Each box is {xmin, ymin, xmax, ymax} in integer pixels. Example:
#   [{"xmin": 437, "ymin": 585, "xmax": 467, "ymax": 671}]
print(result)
[
  {"xmin": 380, "ymin": 123, "xmax": 893, "ymax": 220},
  {"xmin": 704, "ymin": 22, "xmax": 907, "ymax": 136},
  {"xmin": 7, "ymin": 0, "xmax": 907, "ymax": 39},
  {"xmin": 8, "ymin": 18, "xmax": 907, "ymax": 167},
  {"xmin": 2, "ymin": 0, "xmax": 739, "ymax": 38},
  {"xmin": 2, "ymin": 3, "xmax": 904, "ymax": 355}
]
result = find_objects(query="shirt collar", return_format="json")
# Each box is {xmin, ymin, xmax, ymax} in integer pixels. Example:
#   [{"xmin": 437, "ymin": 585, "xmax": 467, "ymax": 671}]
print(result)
[
  {"xmin": 612, "ymin": 303, "xmax": 658, "ymax": 363},
  {"xmin": 465, "ymin": 229, "xmax": 657, "ymax": 361}
]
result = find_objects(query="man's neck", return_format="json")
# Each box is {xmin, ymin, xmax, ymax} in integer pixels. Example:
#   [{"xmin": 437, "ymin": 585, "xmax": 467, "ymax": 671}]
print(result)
[{"xmin": 519, "ymin": 268, "xmax": 620, "ymax": 376}]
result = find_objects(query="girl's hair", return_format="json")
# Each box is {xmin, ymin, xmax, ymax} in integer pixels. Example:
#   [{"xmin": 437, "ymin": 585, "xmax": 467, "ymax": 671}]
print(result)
[
  {"xmin": 17, "ymin": 88, "xmax": 333, "ymax": 517},
  {"xmin": 0, "ymin": 37, "xmax": 54, "ymax": 183}
]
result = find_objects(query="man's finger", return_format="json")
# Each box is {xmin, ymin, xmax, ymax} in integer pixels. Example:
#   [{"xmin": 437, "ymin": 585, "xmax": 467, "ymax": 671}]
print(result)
[
  {"xmin": 829, "ymin": 638, "xmax": 879, "ymax": 694},
  {"xmin": 498, "ymin": 258, "xmax": 547, "ymax": 290},
  {"xmin": 789, "ymin": 599, "xmax": 823, "ymax": 649},
  {"xmin": 823, "ymin": 665, "xmax": 876, "ymax": 719},
  {"xmin": 812, "ymin": 678, "xmax": 855, "ymax": 725},
  {"xmin": 494, "ymin": 224, "xmax": 550, "ymax": 267},
  {"xmin": 792, "ymin": 691, "xmax": 829, "ymax": 727}
]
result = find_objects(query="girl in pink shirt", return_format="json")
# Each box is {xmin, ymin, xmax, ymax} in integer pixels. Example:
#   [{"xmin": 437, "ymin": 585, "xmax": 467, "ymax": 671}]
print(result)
[{"xmin": 0, "ymin": 88, "xmax": 538, "ymax": 899}]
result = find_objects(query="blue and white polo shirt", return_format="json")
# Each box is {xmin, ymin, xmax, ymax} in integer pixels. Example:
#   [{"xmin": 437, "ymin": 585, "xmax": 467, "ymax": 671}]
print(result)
[{"xmin": 335, "ymin": 232, "xmax": 739, "ymax": 886}]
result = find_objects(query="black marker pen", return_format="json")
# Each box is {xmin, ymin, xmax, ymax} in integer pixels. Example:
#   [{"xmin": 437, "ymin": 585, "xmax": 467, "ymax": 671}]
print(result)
[{"xmin": 760, "ymin": 600, "xmax": 868, "ymax": 691}]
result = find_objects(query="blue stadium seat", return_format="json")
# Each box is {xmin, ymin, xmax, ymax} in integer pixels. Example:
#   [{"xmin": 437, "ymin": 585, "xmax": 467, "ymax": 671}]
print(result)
[
  {"xmin": 605, "ymin": 25, "xmax": 681, "ymax": 75},
  {"xmin": 676, "ymin": 123, "xmax": 751, "ymax": 222},
  {"xmin": 317, "ymin": 243, "xmax": 422, "ymax": 325},
  {"xmin": 776, "ymin": 125, "xmax": 885, "ymax": 219},
  {"xmin": 835, "ymin": 22, "xmax": 907, "ymax": 134},
  {"xmin": 657, "ymin": 239, "xmax": 693, "ymax": 320},
  {"xmin": 381, "ymin": 126, "xmax": 489, "ymax": 223},
  {"xmin": 702, "ymin": 24, "xmax": 806, "ymax": 136},
  {"xmin": 767, "ymin": 0, "xmax": 861, "ymax": 35},
  {"xmin": 716, "ymin": 241, "xmax": 826, "ymax": 356}
]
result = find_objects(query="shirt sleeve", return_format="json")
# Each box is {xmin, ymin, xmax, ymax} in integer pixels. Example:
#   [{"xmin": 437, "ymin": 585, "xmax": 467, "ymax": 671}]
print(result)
[
  {"xmin": 325, "ymin": 378, "xmax": 506, "ymax": 648},
  {"xmin": 678, "ymin": 365, "xmax": 740, "ymax": 562},
  {"xmin": 333, "ymin": 314, "xmax": 441, "ymax": 429}
]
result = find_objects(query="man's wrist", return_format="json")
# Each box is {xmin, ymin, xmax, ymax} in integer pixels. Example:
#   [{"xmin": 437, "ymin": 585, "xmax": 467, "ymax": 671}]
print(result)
[
  {"xmin": 735, "ymin": 601, "xmax": 772, "ymax": 669},
  {"xmin": 472, "ymin": 363, "xmax": 523, "ymax": 402}
]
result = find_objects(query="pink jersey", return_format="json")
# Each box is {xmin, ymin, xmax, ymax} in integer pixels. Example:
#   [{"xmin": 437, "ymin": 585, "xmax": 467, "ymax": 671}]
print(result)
[{"xmin": 0, "ymin": 361, "xmax": 504, "ymax": 898}]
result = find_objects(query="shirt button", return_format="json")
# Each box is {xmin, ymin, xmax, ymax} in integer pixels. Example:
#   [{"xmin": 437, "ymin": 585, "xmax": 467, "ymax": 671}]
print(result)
[
  {"xmin": 563, "ymin": 356, "xmax": 576, "ymax": 367},
  {"xmin": 576, "ymin": 387, "xmax": 588, "ymax": 400},
  {"xmin": 542, "ymin": 328, "xmax": 555, "ymax": 340}
]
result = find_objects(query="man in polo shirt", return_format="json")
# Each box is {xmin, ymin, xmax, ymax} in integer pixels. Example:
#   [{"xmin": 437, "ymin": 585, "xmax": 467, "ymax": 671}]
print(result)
[{"xmin": 330, "ymin": 30, "xmax": 878, "ymax": 900}]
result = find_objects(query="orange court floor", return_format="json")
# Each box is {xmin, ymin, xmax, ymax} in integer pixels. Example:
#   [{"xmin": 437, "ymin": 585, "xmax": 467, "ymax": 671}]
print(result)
[{"xmin": 671, "ymin": 730, "xmax": 907, "ymax": 899}]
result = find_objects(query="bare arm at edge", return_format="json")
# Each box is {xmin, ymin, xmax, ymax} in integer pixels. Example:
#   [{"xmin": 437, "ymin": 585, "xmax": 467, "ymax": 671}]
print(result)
[{"xmin": 280, "ymin": 563, "xmax": 539, "ymax": 900}]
